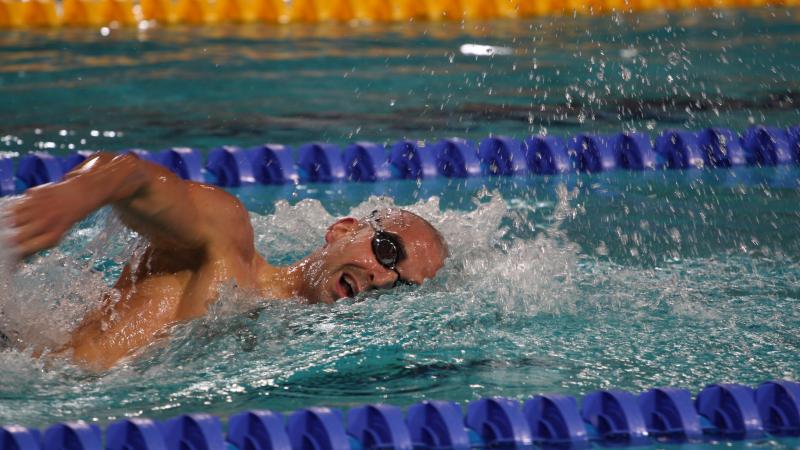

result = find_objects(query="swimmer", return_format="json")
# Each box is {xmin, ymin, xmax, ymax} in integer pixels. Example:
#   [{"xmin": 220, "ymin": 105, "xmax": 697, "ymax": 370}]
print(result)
[{"xmin": 1, "ymin": 153, "xmax": 448, "ymax": 369}]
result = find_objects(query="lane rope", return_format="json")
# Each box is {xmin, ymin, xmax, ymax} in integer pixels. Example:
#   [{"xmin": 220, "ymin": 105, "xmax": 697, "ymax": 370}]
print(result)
[
  {"xmin": 3, "ymin": 0, "xmax": 796, "ymax": 28},
  {"xmin": 1, "ymin": 380, "xmax": 799, "ymax": 450},
  {"xmin": 1, "ymin": 124, "xmax": 799, "ymax": 195}
]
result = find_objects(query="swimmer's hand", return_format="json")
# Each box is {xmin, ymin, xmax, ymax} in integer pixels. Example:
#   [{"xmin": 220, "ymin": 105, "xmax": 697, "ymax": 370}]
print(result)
[{"xmin": 4, "ymin": 178, "xmax": 103, "ymax": 260}]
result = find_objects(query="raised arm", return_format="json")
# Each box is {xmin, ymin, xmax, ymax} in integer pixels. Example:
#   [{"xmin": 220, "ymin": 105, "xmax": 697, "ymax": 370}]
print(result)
[{"xmin": 4, "ymin": 152, "xmax": 251, "ymax": 260}]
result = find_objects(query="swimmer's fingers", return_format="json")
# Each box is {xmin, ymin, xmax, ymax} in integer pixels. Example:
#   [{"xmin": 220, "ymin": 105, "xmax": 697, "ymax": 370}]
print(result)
[
  {"xmin": 7, "ymin": 185, "xmax": 69, "ymax": 223},
  {"xmin": 2, "ymin": 184, "xmax": 85, "ymax": 259},
  {"xmin": 1, "ymin": 198, "xmax": 24, "ymax": 222},
  {"xmin": 9, "ymin": 217, "xmax": 47, "ymax": 244},
  {"xmin": 8, "ymin": 215, "xmax": 67, "ymax": 259},
  {"xmin": 3, "ymin": 198, "xmax": 49, "ymax": 241},
  {"xmin": 5, "ymin": 203, "xmax": 40, "ymax": 229},
  {"xmin": 13, "ymin": 229, "xmax": 63, "ymax": 260},
  {"xmin": 3, "ymin": 190, "xmax": 49, "ymax": 226}
]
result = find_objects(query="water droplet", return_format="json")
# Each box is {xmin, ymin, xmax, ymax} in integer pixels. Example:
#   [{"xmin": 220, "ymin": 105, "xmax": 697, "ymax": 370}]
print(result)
[
  {"xmin": 621, "ymin": 66, "xmax": 632, "ymax": 81},
  {"xmin": 667, "ymin": 52, "xmax": 680, "ymax": 66}
]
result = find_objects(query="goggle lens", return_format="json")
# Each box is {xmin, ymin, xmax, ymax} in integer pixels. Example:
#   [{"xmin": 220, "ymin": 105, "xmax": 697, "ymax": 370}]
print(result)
[{"xmin": 372, "ymin": 234, "xmax": 400, "ymax": 269}]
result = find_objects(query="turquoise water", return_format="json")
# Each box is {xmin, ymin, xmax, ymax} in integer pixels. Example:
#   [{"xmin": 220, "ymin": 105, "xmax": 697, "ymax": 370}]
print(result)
[
  {"xmin": 0, "ymin": 8, "xmax": 800, "ymax": 447},
  {"xmin": 1, "ymin": 9, "xmax": 799, "ymax": 151},
  {"xmin": 1, "ymin": 169, "xmax": 799, "ymax": 438}
]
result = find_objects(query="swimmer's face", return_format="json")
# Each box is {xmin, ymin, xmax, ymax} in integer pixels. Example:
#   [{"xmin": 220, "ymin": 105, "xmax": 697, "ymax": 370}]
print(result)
[{"xmin": 308, "ymin": 209, "xmax": 447, "ymax": 303}]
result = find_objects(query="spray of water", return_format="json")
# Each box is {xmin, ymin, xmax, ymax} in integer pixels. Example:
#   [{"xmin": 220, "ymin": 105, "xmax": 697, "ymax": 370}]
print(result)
[
  {"xmin": 0, "ymin": 176, "xmax": 797, "ymax": 428},
  {"xmin": 0, "ymin": 201, "xmax": 143, "ymax": 352},
  {"xmin": 0, "ymin": 187, "xmax": 579, "ymax": 361},
  {"xmin": 0, "ymin": 198, "xmax": 16, "ymax": 346}
]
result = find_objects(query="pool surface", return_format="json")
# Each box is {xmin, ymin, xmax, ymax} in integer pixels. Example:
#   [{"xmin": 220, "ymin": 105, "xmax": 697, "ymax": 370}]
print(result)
[
  {"xmin": 0, "ymin": 9, "xmax": 799, "ymax": 448},
  {"xmin": 1, "ymin": 9, "xmax": 799, "ymax": 152},
  {"xmin": 1, "ymin": 167, "xmax": 799, "ymax": 432}
]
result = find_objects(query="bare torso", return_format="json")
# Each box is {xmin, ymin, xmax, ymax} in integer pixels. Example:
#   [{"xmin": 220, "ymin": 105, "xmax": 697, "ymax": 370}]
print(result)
[
  {"xmin": 26, "ymin": 161, "xmax": 282, "ymax": 370},
  {"xmin": 60, "ymin": 245, "xmax": 240, "ymax": 368}
]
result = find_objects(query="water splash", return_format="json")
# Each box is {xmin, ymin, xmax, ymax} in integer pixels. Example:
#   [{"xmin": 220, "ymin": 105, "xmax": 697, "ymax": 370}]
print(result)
[
  {"xmin": 0, "ymin": 203, "xmax": 139, "ymax": 351},
  {"xmin": 0, "ymin": 174, "xmax": 798, "ymax": 428}
]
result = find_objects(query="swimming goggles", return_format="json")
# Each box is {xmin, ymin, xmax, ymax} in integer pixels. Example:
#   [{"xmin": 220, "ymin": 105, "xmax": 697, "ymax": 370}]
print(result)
[{"xmin": 366, "ymin": 210, "xmax": 411, "ymax": 287}]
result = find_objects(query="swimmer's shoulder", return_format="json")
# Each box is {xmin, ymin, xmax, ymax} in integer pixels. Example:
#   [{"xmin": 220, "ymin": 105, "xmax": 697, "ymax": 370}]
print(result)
[{"xmin": 185, "ymin": 182, "xmax": 255, "ymax": 256}]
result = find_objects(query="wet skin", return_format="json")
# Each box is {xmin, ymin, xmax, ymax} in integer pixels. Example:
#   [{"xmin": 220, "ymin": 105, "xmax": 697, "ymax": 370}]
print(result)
[{"xmin": 3, "ymin": 153, "xmax": 447, "ymax": 370}]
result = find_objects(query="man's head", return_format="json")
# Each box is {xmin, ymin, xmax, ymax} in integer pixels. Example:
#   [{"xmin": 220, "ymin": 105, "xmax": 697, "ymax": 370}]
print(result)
[{"xmin": 298, "ymin": 208, "xmax": 448, "ymax": 303}]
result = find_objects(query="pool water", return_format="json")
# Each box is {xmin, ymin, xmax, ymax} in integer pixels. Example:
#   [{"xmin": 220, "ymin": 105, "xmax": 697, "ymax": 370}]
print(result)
[
  {"xmin": 1, "ymin": 9, "xmax": 799, "ymax": 152},
  {"xmin": 1, "ymin": 168, "xmax": 799, "ymax": 435},
  {"xmin": 0, "ymin": 8, "xmax": 799, "ymax": 447}
]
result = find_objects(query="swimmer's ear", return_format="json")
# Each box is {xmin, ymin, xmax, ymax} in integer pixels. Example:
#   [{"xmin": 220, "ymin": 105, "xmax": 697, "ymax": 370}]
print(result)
[{"xmin": 325, "ymin": 217, "xmax": 359, "ymax": 244}]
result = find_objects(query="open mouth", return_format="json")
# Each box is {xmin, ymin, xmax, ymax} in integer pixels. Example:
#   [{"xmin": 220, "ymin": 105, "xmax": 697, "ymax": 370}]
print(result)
[{"xmin": 339, "ymin": 273, "xmax": 356, "ymax": 298}]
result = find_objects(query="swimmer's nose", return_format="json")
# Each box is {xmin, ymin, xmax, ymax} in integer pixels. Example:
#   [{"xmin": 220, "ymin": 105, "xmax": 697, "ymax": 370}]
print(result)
[{"xmin": 369, "ymin": 267, "xmax": 397, "ymax": 290}]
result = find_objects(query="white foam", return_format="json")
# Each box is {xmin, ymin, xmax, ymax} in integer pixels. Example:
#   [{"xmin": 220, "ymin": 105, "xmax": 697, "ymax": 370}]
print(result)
[
  {"xmin": 0, "ymin": 197, "xmax": 17, "ymax": 276},
  {"xmin": 0, "ymin": 187, "xmax": 583, "ymax": 362},
  {"xmin": 0, "ymin": 197, "xmax": 18, "ymax": 347},
  {"xmin": 245, "ymin": 188, "xmax": 581, "ymax": 316},
  {"xmin": 0, "ymin": 200, "xmax": 125, "ymax": 351}
]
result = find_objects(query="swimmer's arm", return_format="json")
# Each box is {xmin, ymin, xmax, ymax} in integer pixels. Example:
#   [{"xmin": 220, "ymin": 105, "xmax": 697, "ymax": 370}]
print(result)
[{"xmin": 6, "ymin": 152, "xmax": 249, "ymax": 258}]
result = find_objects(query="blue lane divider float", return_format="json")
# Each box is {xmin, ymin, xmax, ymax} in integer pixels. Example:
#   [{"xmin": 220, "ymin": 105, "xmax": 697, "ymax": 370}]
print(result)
[
  {"xmin": 581, "ymin": 390, "xmax": 649, "ymax": 446},
  {"xmin": 16, "ymin": 152, "xmax": 65, "ymax": 189},
  {"xmin": 756, "ymin": 380, "xmax": 800, "ymax": 436},
  {"xmin": 431, "ymin": 138, "xmax": 481, "ymax": 178},
  {"xmin": 206, "ymin": 146, "xmax": 256, "ymax": 187},
  {"xmin": 742, "ymin": 126, "xmax": 795, "ymax": 166},
  {"xmin": 656, "ymin": 130, "xmax": 707, "ymax": 169},
  {"xmin": 60, "ymin": 150, "xmax": 95, "ymax": 173},
  {"xmin": 697, "ymin": 128, "xmax": 748, "ymax": 167},
  {"xmin": 570, "ymin": 134, "xmax": 619, "ymax": 173},
  {"xmin": 228, "ymin": 410, "xmax": 291, "ymax": 450},
  {"xmin": 297, "ymin": 143, "xmax": 345, "ymax": 183},
  {"xmin": 343, "ymin": 142, "xmax": 392, "ymax": 182},
  {"xmin": 387, "ymin": 140, "xmax": 438, "ymax": 179},
  {"xmin": 478, "ymin": 137, "xmax": 528, "ymax": 176},
  {"xmin": 287, "ymin": 408, "xmax": 351, "ymax": 450},
  {"xmin": 158, "ymin": 148, "xmax": 204, "ymax": 182},
  {"xmin": 788, "ymin": 125, "xmax": 800, "ymax": 159},
  {"xmin": 4, "ymin": 379, "xmax": 800, "ymax": 450},
  {"xmin": 638, "ymin": 387, "xmax": 702, "ymax": 441},
  {"xmin": 524, "ymin": 394, "xmax": 589, "ymax": 447},
  {"xmin": 522, "ymin": 136, "xmax": 572, "ymax": 175},
  {"xmin": 406, "ymin": 401, "xmax": 471, "ymax": 450},
  {"xmin": 465, "ymin": 398, "xmax": 532, "ymax": 448},
  {"xmin": 106, "ymin": 419, "xmax": 166, "ymax": 450},
  {"xmin": 0, "ymin": 426, "xmax": 41, "ymax": 450},
  {"xmin": 2, "ymin": 124, "xmax": 800, "ymax": 197},
  {"xmin": 695, "ymin": 384, "xmax": 764, "ymax": 439},
  {"xmin": 160, "ymin": 414, "xmax": 225, "ymax": 450},
  {"xmin": 614, "ymin": 132, "xmax": 662, "ymax": 170},
  {"xmin": 0, "ymin": 156, "xmax": 15, "ymax": 196},
  {"xmin": 347, "ymin": 404, "xmax": 411, "ymax": 450},
  {"xmin": 42, "ymin": 422, "xmax": 102, "ymax": 450},
  {"xmin": 249, "ymin": 144, "xmax": 298, "ymax": 185}
]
